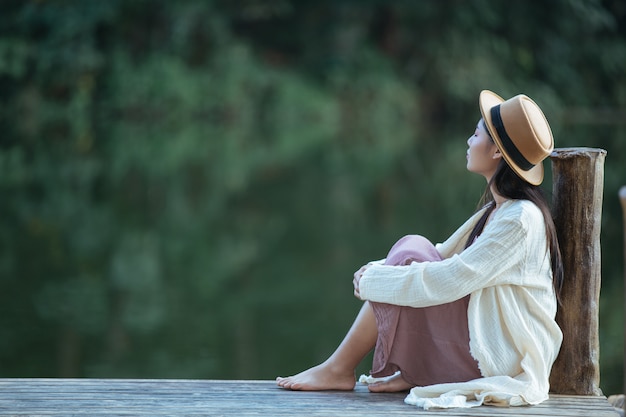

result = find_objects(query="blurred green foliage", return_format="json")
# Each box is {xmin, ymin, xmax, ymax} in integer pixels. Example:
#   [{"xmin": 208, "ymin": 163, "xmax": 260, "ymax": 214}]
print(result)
[{"xmin": 0, "ymin": 0, "xmax": 625, "ymax": 395}]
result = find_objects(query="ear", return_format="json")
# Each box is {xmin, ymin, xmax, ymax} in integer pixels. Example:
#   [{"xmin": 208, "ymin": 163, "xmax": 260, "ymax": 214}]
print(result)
[{"xmin": 492, "ymin": 148, "xmax": 503, "ymax": 160}]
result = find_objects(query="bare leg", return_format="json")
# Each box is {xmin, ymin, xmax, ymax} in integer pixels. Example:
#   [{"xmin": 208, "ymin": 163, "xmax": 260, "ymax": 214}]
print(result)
[{"xmin": 276, "ymin": 302, "xmax": 378, "ymax": 391}]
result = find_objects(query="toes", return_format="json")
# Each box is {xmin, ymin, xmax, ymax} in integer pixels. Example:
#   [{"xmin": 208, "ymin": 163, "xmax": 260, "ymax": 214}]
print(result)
[
  {"xmin": 277, "ymin": 378, "xmax": 296, "ymax": 389},
  {"xmin": 367, "ymin": 382, "xmax": 383, "ymax": 393},
  {"xmin": 366, "ymin": 378, "xmax": 412, "ymax": 393}
]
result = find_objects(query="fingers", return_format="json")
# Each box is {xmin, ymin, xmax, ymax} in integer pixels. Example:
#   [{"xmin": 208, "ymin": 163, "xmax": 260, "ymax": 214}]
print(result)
[{"xmin": 353, "ymin": 265, "xmax": 367, "ymax": 300}]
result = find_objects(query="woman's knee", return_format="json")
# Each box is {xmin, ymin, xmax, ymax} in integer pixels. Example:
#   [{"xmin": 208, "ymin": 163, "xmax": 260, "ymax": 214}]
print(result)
[{"xmin": 385, "ymin": 235, "xmax": 440, "ymax": 265}]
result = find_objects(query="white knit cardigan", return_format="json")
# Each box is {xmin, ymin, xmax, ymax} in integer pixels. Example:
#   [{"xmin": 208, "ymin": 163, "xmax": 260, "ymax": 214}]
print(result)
[{"xmin": 359, "ymin": 199, "xmax": 562, "ymax": 409}]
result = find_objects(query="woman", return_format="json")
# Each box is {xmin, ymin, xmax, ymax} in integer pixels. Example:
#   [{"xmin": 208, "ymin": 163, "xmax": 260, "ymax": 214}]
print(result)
[{"xmin": 276, "ymin": 90, "xmax": 563, "ymax": 409}]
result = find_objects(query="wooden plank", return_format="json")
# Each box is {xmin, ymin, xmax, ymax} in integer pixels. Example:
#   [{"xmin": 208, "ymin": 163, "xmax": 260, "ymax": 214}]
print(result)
[{"xmin": 0, "ymin": 379, "xmax": 618, "ymax": 416}]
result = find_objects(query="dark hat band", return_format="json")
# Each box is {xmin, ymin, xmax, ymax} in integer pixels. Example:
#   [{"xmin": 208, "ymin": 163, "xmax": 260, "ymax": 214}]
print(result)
[{"xmin": 490, "ymin": 105, "xmax": 534, "ymax": 172}]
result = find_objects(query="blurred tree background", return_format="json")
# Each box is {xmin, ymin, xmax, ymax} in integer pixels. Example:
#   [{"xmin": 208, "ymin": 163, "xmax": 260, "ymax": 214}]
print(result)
[{"xmin": 0, "ymin": 0, "xmax": 625, "ymax": 395}]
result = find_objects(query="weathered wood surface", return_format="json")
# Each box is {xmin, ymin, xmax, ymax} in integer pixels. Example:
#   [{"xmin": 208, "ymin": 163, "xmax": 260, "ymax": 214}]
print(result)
[
  {"xmin": 549, "ymin": 147, "xmax": 606, "ymax": 396},
  {"xmin": 0, "ymin": 379, "xmax": 618, "ymax": 417}
]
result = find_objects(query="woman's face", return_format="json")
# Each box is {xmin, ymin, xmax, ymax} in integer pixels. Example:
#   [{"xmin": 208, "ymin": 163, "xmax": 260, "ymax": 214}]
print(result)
[{"xmin": 466, "ymin": 119, "xmax": 500, "ymax": 180}]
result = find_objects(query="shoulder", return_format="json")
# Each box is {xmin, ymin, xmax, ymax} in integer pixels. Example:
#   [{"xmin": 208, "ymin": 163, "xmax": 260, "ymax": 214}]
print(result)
[
  {"xmin": 501, "ymin": 199, "xmax": 542, "ymax": 219},
  {"xmin": 498, "ymin": 199, "xmax": 545, "ymax": 231}
]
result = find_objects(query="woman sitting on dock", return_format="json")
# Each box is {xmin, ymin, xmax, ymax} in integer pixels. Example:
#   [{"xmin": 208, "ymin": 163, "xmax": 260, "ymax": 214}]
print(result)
[{"xmin": 276, "ymin": 90, "xmax": 564, "ymax": 409}]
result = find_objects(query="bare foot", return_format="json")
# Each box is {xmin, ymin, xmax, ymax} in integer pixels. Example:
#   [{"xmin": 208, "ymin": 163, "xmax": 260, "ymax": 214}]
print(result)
[
  {"xmin": 276, "ymin": 362, "xmax": 356, "ymax": 391},
  {"xmin": 367, "ymin": 373, "xmax": 414, "ymax": 393}
]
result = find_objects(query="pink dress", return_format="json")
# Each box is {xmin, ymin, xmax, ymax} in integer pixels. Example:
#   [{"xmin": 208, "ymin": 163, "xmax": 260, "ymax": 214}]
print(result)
[{"xmin": 369, "ymin": 235, "xmax": 481, "ymax": 386}]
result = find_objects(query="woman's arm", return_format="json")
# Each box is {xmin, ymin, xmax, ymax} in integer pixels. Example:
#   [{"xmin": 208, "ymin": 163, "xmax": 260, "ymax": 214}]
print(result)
[{"xmin": 357, "ymin": 204, "xmax": 541, "ymax": 307}]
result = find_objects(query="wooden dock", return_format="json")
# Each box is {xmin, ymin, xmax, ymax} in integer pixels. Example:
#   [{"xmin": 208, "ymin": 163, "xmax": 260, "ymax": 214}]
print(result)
[{"xmin": 0, "ymin": 378, "xmax": 618, "ymax": 416}]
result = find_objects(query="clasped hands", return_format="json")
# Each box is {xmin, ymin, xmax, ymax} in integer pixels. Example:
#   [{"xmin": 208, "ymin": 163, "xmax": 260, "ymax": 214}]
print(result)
[{"xmin": 353, "ymin": 264, "xmax": 370, "ymax": 300}]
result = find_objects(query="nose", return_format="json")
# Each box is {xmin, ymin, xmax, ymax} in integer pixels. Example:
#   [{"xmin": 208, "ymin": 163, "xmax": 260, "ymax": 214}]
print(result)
[{"xmin": 467, "ymin": 136, "xmax": 472, "ymax": 146}]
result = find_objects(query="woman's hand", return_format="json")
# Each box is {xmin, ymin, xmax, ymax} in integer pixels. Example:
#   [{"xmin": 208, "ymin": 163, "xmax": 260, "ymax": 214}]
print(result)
[{"xmin": 353, "ymin": 264, "xmax": 369, "ymax": 300}]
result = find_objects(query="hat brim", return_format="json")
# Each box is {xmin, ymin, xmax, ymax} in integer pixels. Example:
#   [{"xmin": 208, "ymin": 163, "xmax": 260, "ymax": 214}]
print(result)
[{"xmin": 479, "ymin": 90, "xmax": 544, "ymax": 186}]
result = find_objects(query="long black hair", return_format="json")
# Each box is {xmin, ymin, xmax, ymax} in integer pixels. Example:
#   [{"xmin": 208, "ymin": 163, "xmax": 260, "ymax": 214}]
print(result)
[{"xmin": 465, "ymin": 123, "xmax": 564, "ymax": 302}]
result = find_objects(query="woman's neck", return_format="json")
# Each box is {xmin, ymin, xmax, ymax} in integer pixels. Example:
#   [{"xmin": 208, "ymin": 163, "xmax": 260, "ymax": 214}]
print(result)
[
  {"xmin": 489, "ymin": 184, "xmax": 508, "ymax": 207},
  {"xmin": 493, "ymin": 196, "xmax": 508, "ymax": 207}
]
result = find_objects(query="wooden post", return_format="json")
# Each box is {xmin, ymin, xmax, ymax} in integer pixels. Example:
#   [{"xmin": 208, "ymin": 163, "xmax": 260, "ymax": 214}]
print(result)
[
  {"xmin": 548, "ymin": 147, "xmax": 606, "ymax": 396},
  {"xmin": 619, "ymin": 186, "xmax": 626, "ymax": 412}
]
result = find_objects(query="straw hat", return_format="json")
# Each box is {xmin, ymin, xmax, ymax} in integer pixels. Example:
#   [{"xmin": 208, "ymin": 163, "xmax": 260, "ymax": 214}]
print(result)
[{"xmin": 479, "ymin": 90, "xmax": 554, "ymax": 185}]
